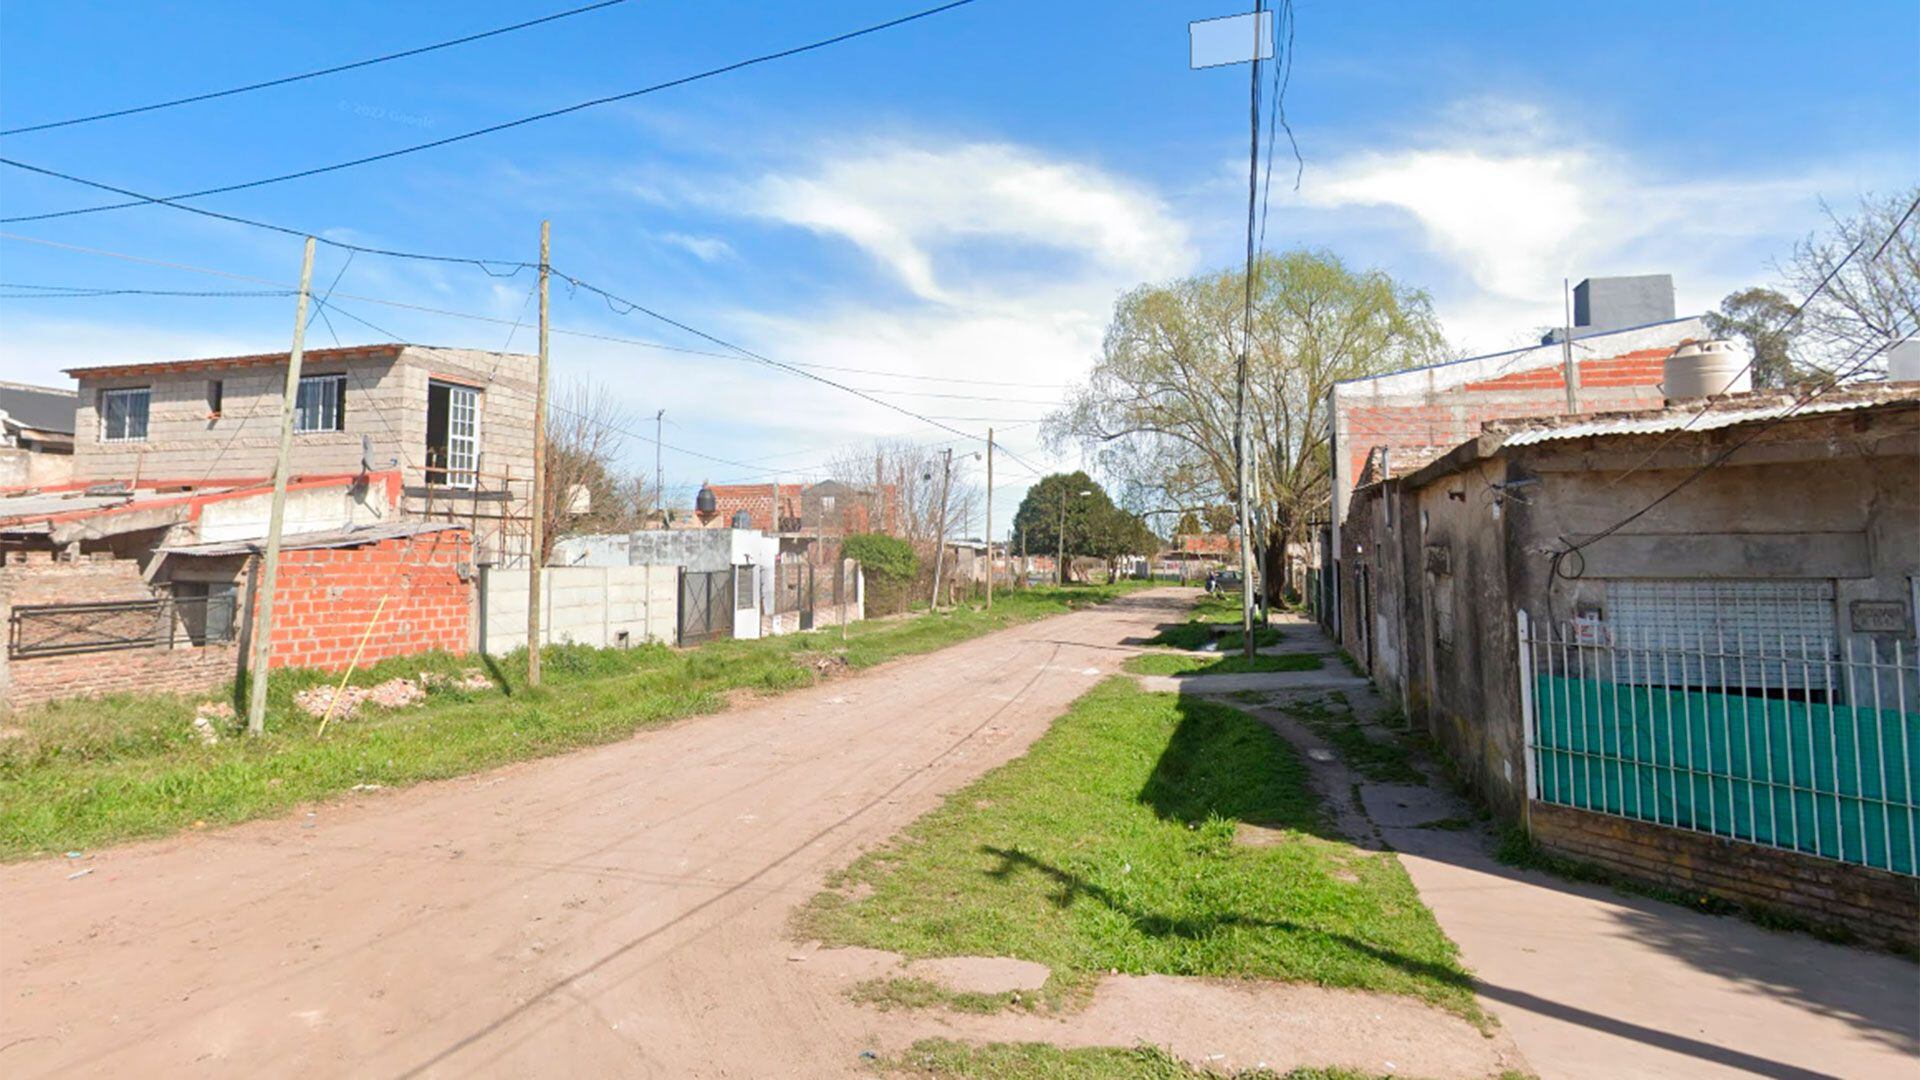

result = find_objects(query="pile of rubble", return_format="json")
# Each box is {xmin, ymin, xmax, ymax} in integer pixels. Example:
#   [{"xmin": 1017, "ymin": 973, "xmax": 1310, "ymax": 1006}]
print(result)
[{"xmin": 273, "ymin": 668, "xmax": 496, "ymax": 722}]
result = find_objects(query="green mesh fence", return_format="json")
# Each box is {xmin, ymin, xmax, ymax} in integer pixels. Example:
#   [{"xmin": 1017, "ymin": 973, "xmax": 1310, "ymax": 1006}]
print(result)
[{"xmin": 1534, "ymin": 674, "xmax": 1920, "ymax": 876}]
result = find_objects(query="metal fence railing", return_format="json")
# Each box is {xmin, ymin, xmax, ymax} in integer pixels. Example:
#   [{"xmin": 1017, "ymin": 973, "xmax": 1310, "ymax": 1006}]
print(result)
[
  {"xmin": 1516, "ymin": 611, "xmax": 1919, "ymax": 878},
  {"xmin": 8, "ymin": 594, "xmax": 240, "ymax": 659}
]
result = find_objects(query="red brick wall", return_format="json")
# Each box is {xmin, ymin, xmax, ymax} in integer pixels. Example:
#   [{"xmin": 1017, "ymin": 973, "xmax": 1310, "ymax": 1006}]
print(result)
[
  {"xmin": 1339, "ymin": 348, "xmax": 1673, "ymax": 486},
  {"xmin": 1, "ymin": 553, "xmax": 241, "ymax": 708},
  {"xmin": 8, "ymin": 644, "xmax": 239, "ymax": 707},
  {"xmin": 1530, "ymin": 801, "xmax": 1919, "ymax": 950},
  {"xmin": 703, "ymin": 483, "xmax": 803, "ymax": 531},
  {"xmin": 267, "ymin": 531, "xmax": 472, "ymax": 671}
]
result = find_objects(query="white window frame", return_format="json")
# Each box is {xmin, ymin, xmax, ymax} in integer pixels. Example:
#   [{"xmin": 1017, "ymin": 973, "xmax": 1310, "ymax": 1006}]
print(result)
[
  {"xmin": 99, "ymin": 386, "xmax": 151, "ymax": 443},
  {"xmin": 293, "ymin": 373, "xmax": 347, "ymax": 434},
  {"xmin": 428, "ymin": 379, "xmax": 481, "ymax": 490}
]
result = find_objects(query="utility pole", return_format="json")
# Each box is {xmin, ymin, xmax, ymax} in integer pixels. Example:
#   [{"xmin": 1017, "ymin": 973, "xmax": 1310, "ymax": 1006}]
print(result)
[
  {"xmin": 984, "ymin": 428, "xmax": 994, "ymax": 610},
  {"xmin": 928, "ymin": 448, "xmax": 953, "ymax": 607},
  {"xmin": 1232, "ymin": 4, "xmax": 1263, "ymax": 660},
  {"xmin": 654, "ymin": 408, "xmax": 665, "ymax": 521},
  {"xmin": 527, "ymin": 220, "xmax": 551, "ymax": 688},
  {"xmin": 1562, "ymin": 277, "xmax": 1580, "ymax": 413},
  {"xmin": 245, "ymin": 236, "xmax": 316, "ymax": 736}
]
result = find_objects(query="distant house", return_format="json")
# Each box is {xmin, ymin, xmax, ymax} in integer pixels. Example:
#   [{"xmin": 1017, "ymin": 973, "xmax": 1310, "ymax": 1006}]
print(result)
[
  {"xmin": 0, "ymin": 380, "xmax": 77, "ymax": 488},
  {"xmin": 696, "ymin": 479, "xmax": 891, "ymax": 536}
]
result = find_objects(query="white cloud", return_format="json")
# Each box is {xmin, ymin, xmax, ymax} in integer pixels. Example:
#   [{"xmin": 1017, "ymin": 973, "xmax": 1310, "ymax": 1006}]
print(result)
[
  {"xmin": 659, "ymin": 232, "xmax": 735, "ymax": 262},
  {"xmin": 1288, "ymin": 100, "xmax": 1873, "ymax": 353},
  {"xmin": 746, "ymin": 142, "xmax": 1193, "ymax": 304}
]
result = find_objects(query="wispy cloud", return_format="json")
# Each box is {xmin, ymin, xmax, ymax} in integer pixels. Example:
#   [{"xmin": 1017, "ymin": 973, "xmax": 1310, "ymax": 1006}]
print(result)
[{"xmin": 659, "ymin": 232, "xmax": 735, "ymax": 262}]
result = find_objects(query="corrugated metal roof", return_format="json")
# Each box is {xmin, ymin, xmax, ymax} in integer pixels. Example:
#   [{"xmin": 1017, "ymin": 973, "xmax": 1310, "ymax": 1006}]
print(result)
[
  {"xmin": 0, "ymin": 490, "xmax": 137, "ymax": 527},
  {"xmin": 1497, "ymin": 395, "xmax": 1905, "ymax": 446},
  {"xmin": 64, "ymin": 343, "xmax": 408, "ymax": 380},
  {"xmin": 161, "ymin": 521, "xmax": 463, "ymax": 557},
  {"xmin": 0, "ymin": 381, "xmax": 78, "ymax": 435}
]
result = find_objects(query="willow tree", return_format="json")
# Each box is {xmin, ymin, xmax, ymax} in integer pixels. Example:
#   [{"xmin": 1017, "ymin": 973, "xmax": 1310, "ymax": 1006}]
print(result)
[{"xmin": 1051, "ymin": 249, "xmax": 1445, "ymax": 595}]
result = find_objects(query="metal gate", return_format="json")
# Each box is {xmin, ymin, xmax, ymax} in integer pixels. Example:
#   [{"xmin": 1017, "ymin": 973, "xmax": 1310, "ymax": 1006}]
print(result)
[{"xmin": 677, "ymin": 568, "xmax": 735, "ymax": 645}]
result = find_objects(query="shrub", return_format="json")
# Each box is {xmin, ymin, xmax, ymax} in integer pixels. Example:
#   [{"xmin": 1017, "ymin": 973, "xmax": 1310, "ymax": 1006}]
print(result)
[{"xmin": 843, "ymin": 533, "xmax": 918, "ymax": 614}]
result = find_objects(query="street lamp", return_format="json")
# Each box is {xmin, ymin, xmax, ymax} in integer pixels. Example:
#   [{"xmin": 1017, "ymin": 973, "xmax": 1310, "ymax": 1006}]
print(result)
[{"xmin": 1058, "ymin": 488, "xmax": 1092, "ymax": 586}]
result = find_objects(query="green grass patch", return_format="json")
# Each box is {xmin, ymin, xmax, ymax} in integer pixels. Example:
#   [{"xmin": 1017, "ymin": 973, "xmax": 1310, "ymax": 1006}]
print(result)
[
  {"xmin": 1123, "ymin": 652, "xmax": 1323, "ymax": 678},
  {"xmin": 1143, "ymin": 592, "xmax": 1284, "ymax": 651},
  {"xmin": 797, "ymin": 678, "xmax": 1481, "ymax": 1021},
  {"xmin": 0, "ymin": 583, "xmax": 1149, "ymax": 860},
  {"xmin": 1280, "ymin": 696, "xmax": 1425, "ymax": 785},
  {"xmin": 888, "ymin": 1038, "xmax": 1408, "ymax": 1079}
]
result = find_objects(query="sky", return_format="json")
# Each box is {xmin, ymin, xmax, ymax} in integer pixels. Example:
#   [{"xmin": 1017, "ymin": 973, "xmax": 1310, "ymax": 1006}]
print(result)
[{"xmin": 2, "ymin": 1, "xmax": 1915, "ymax": 537}]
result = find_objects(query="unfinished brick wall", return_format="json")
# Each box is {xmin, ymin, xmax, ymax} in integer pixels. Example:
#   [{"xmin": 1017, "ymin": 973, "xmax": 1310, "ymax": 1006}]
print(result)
[
  {"xmin": 1338, "ymin": 348, "xmax": 1672, "ymax": 485},
  {"xmin": 1529, "ymin": 801, "xmax": 1919, "ymax": 950},
  {"xmin": 267, "ymin": 530, "xmax": 473, "ymax": 671},
  {"xmin": 0, "ymin": 552, "xmax": 238, "ymax": 708}
]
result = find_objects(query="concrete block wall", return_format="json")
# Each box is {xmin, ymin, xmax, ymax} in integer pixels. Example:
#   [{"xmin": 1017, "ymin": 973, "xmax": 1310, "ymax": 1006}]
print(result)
[
  {"xmin": 478, "ymin": 564, "xmax": 676, "ymax": 655},
  {"xmin": 267, "ymin": 531, "xmax": 473, "ymax": 671},
  {"xmin": 1529, "ymin": 801, "xmax": 1919, "ymax": 950}
]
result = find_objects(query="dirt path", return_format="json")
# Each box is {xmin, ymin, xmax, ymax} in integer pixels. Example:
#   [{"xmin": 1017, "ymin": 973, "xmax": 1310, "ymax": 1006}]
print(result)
[{"xmin": 2, "ymin": 593, "xmax": 1191, "ymax": 1077}]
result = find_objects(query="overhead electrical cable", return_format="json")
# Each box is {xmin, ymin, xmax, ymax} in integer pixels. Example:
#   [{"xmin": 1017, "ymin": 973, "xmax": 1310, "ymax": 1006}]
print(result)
[
  {"xmin": 0, "ymin": 0, "xmax": 634, "ymax": 136},
  {"xmin": 0, "ymin": 0, "xmax": 978, "ymax": 224}
]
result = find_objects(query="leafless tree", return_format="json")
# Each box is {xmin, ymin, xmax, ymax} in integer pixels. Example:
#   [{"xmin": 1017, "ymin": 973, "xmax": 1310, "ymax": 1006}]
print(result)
[
  {"xmin": 824, "ymin": 438, "xmax": 981, "ymax": 547},
  {"xmin": 539, "ymin": 379, "xmax": 653, "ymax": 560},
  {"xmin": 1779, "ymin": 187, "xmax": 1920, "ymax": 376}
]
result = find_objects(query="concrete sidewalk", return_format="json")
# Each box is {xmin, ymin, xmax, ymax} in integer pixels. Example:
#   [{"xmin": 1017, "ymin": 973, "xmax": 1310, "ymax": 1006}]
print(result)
[{"xmin": 1251, "ymin": 614, "xmax": 1920, "ymax": 1079}]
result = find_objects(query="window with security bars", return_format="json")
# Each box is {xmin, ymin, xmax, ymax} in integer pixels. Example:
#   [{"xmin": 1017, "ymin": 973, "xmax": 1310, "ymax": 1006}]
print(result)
[
  {"xmin": 294, "ymin": 373, "xmax": 347, "ymax": 433},
  {"xmin": 1602, "ymin": 578, "xmax": 1837, "ymax": 690}
]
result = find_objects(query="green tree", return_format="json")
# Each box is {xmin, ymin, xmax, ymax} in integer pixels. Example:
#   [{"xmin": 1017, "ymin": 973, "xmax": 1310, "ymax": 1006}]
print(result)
[
  {"xmin": 1012, "ymin": 472, "xmax": 1124, "ymax": 584},
  {"xmin": 1050, "ymin": 249, "xmax": 1444, "ymax": 596},
  {"xmin": 1704, "ymin": 287, "xmax": 1801, "ymax": 388}
]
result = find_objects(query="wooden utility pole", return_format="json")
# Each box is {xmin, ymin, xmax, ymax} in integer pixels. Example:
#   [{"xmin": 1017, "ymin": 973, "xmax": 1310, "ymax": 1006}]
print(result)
[
  {"xmin": 527, "ymin": 220, "xmax": 551, "ymax": 687},
  {"xmin": 245, "ymin": 236, "xmax": 316, "ymax": 736},
  {"xmin": 928, "ymin": 448, "xmax": 953, "ymax": 607},
  {"xmin": 983, "ymin": 428, "xmax": 994, "ymax": 609},
  {"xmin": 654, "ymin": 408, "xmax": 665, "ymax": 519},
  {"xmin": 1057, "ymin": 487, "xmax": 1070, "ymax": 587}
]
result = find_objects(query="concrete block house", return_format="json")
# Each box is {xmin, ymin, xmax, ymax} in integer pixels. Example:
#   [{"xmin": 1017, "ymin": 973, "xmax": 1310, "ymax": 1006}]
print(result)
[{"xmin": 0, "ymin": 344, "xmax": 537, "ymax": 709}]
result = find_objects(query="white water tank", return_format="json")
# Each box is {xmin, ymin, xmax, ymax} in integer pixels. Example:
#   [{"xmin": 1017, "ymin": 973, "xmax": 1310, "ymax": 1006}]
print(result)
[
  {"xmin": 1663, "ymin": 339, "xmax": 1751, "ymax": 400},
  {"xmin": 1887, "ymin": 339, "xmax": 1920, "ymax": 382}
]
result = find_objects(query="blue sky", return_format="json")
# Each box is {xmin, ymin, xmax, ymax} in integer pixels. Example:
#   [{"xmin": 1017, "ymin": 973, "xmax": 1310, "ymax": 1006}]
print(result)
[{"xmin": 2, "ymin": 1, "xmax": 1915, "ymax": 534}]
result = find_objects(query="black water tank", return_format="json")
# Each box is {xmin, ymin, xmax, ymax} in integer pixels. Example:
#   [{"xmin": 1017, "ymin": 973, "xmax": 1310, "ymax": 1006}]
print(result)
[{"xmin": 695, "ymin": 483, "xmax": 717, "ymax": 514}]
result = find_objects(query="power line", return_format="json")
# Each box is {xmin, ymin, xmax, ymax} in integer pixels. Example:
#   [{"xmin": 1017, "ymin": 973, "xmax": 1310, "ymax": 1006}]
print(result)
[
  {"xmin": 1, "ymin": 1, "xmax": 978, "ymax": 224},
  {"xmin": 0, "ymin": 284, "xmax": 293, "ymax": 299},
  {"xmin": 0, "ymin": 0, "xmax": 633, "ymax": 136},
  {"xmin": 0, "ymin": 161, "xmax": 534, "ymax": 272},
  {"xmin": 554, "ymin": 270, "xmax": 978, "ymax": 439},
  {"xmin": 0, "ymin": 230, "xmax": 1077, "ymax": 391}
]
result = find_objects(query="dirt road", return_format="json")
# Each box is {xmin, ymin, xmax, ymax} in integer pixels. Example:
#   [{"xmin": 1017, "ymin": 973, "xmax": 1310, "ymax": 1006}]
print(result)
[{"xmin": 0, "ymin": 591, "xmax": 1193, "ymax": 1078}]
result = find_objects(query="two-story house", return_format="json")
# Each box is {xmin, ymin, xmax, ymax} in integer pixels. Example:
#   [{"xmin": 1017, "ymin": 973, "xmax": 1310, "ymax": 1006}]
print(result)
[{"xmin": 56, "ymin": 342, "xmax": 537, "ymax": 564}]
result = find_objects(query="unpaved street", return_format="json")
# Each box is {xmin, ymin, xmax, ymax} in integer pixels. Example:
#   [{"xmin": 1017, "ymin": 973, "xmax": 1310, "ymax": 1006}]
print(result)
[{"xmin": 0, "ymin": 592, "xmax": 1189, "ymax": 1078}]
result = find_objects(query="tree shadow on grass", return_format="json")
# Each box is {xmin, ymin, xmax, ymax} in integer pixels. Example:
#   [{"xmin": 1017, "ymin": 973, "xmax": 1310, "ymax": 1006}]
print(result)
[
  {"xmin": 978, "ymin": 843, "xmax": 1476, "ymax": 998},
  {"xmin": 1134, "ymin": 694, "xmax": 1339, "ymax": 839}
]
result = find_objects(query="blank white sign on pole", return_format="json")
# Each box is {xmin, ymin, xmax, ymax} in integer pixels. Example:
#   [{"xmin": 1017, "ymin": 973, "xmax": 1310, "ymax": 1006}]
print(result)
[{"xmin": 1190, "ymin": 10, "xmax": 1273, "ymax": 69}]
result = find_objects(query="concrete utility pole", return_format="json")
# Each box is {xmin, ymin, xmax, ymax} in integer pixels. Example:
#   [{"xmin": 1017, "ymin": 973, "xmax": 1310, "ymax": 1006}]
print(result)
[
  {"xmin": 928, "ymin": 448, "xmax": 953, "ymax": 607},
  {"xmin": 654, "ymin": 409, "xmax": 665, "ymax": 520},
  {"xmin": 1233, "ymin": 4, "xmax": 1263, "ymax": 660},
  {"xmin": 245, "ymin": 236, "xmax": 316, "ymax": 736},
  {"xmin": 527, "ymin": 220, "xmax": 551, "ymax": 688},
  {"xmin": 984, "ymin": 428, "xmax": 994, "ymax": 610}
]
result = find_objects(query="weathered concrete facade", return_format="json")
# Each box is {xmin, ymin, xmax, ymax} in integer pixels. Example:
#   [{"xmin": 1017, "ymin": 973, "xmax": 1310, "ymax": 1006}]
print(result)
[{"xmin": 1340, "ymin": 387, "xmax": 1920, "ymax": 940}]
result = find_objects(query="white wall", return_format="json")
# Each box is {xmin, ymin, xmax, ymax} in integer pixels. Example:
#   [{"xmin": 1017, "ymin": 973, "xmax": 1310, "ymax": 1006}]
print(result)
[{"xmin": 478, "ymin": 564, "xmax": 676, "ymax": 655}]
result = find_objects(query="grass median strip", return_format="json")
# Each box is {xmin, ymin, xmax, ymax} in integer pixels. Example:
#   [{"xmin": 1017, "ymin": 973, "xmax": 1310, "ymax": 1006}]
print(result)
[
  {"xmin": 0, "ymin": 583, "xmax": 1150, "ymax": 860},
  {"xmin": 1122, "ymin": 652, "xmax": 1324, "ymax": 677},
  {"xmin": 1143, "ymin": 592, "xmax": 1283, "ymax": 651},
  {"xmin": 796, "ymin": 678, "xmax": 1481, "ymax": 1022}
]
